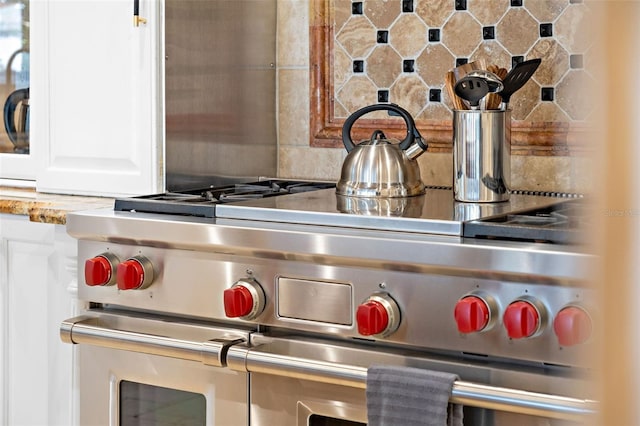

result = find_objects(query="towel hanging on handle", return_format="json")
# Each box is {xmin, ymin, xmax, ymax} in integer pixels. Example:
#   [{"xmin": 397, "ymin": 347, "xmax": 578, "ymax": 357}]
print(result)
[{"xmin": 366, "ymin": 365, "xmax": 463, "ymax": 426}]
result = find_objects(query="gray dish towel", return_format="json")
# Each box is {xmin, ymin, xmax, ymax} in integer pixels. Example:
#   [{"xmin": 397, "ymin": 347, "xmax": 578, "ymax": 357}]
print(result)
[{"xmin": 366, "ymin": 365, "xmax": 464, "ymax": 426}]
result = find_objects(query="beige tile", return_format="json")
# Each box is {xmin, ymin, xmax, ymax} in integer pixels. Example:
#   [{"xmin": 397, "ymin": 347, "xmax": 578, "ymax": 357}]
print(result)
[
  {"xmin": 509, "ymin": 78, "xmax": 540, "ymax": 120},
  {"xmin": 277, "ymin": 0, "xmax": 309, "ymax": 67},
  {"xmin": 336, "ymin": 16, "xmax": 377, "ymax": 58},
  {"xmin": 417, "ymin": 43, "xmax": 455, "ymax": 86},
  {"xmin": 279, "ymin": 146, "xmax": 344, "ymax": 180},
  {"xmin": 415, "ymin": 0, "xmax": 455, "ymax": 27},
  {"xmin": 472, "ymin": 41, "xmax": 511, "ymax": 71},
  {"xmin": 525, "ymin": 0, "xmax": 568, "ymax": 23},
  {"xmin": 334, "ymin": 101, "xmax": 349, "ymax": 120},
  {"xmin": 417, "ymin": 152, "xmax": 453, "ymax": 187},
  {"xmin": 510, "ymin": 156, "xmax": 572, "ymax": 192},
  {"xmin": 417, "ymin": 102, "xmax": 451, "ymax": 122},
  {"xmin": 334, "ymin": 0, "xmax": 352, "ymax": 33},
  {"xmin": 569, "ymin": 155, "xmax": 594, "ymax": 195},
  {"xmin": 555, "ymin": 3, "xmax": 594, "ymax": 53},
  {"xmin": 389, "ymin": 13, "xmax": 428, "ymax": 58},
  {"xmin": 364, "ymin": 0, "xmax": 401, "ymax": 29},
  {"xmin": 278, "ymin": 69, "xmax": 310, "ymax": 147},
  {"xmin": 468, "ymin": 0, "xmax": 510, "ymax": 25},
  {"xmin": 336, "ymin": 76, "xmax": 378, "ymax": 116},
  {"xmin": 526, "ymin": 102, "xmax": 571, "ymax": 123},
  {"xmin": 556, "ymin": 69, "xmax": 596, "ymax": 121},
  {"xmin": 496, "ymin": 8, "xmax": 538, "ymax": 55},
  {"xmin": 529, "ymin": 38, "xmax": 570, "ymax": 86},
  {"xmin": 334, "ymin": 45, "xmax": 353, "ymax": 90},
  {"xmin": 390, "ymin": 75, "xmax": 428, "ymax": 116},
  {"xmin": 442, "ymin": 12, "xmax": 482, "ymax": 57},
  {"xmin": 367, "ymin": 46, "xmax": 402, "ymax": 88}
]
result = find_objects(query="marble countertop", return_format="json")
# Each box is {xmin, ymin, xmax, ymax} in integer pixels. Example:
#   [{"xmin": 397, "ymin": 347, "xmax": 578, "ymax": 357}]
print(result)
[{"xmin": 0, "ymin": 186, "xmax": 114, "ymax": 225}]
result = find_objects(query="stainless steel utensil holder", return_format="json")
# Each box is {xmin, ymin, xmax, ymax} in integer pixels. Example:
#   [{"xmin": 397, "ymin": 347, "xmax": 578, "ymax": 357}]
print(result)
[{"xmin": 453, "ymin": 110, "xmax": 511, "ymax": 202}]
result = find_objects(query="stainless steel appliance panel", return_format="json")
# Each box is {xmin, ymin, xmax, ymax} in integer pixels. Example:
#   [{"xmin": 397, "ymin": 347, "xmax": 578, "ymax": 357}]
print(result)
[
  {"xmin": 164, "ymin": 0, "xmax": 277, "ymax": 190},
  {"xmin": 234, "ymin": 335, "xmax": 595, "ymax": 425},
  {"xmin": 215, "ymin": 188, "xmax": 573, "ymax": 235},
  {"xmin": 277, "ymin": 277, "xmax": 353, "ymax": 325},
  {"xmin": 62, "ymin": 312, "xmax": 250, "ymax": 426},
  {"xmin": 68, "ymin": 209, "xmax": 594, "ymax": 367},
  {"xmin": 65, "ymin": 187, "xmax": 597, "ymax": 424}
]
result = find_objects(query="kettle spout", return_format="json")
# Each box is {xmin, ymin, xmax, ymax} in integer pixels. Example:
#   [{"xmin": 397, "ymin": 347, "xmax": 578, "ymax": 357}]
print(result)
[{"xmin": 405, "ymin": 129, "xmax": 428, "ymax": 160}]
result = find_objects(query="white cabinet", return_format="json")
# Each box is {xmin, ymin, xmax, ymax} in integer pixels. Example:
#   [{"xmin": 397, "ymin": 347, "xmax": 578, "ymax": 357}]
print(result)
[
  {"xmin": 0, "ymin": 0, "xmax": 43, "ymax": 181},
  {"xmin": 0, "ymin": 214, "xmax": 77, "ymax": 425},
  {"xmin": 36, "ymin": 0, "xmax": 164, "ymax": 196}
]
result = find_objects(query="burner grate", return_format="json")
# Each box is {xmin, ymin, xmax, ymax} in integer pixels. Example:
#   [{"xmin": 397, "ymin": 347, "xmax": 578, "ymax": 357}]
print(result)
[
  {"xmin": 463, "ymin": 201, "xmax": 589, "ymax": 244},
  {"xmin": 114, "ymin": 180, "xmax": 336, "ymax": 218}
]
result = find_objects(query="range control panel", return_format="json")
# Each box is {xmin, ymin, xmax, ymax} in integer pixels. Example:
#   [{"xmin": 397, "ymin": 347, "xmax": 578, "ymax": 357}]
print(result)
[{"xmin": 78, "ymin": 240, "xmax": 595, "ymax": 369}]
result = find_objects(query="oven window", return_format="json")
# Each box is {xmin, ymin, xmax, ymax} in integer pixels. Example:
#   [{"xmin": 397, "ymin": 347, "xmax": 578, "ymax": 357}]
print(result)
[
  {"xmin": 119, "ymin": 380, "xmax": 206, "ymax": 426},
  {"xmin": 309, "ymin": 415, "xmax": 365, "ymax": 426}
]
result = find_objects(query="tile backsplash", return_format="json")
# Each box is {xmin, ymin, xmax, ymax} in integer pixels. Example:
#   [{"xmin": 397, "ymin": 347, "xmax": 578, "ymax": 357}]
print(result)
[
  {"xmin": 333, "ymin": 0, "xmax": 594, "ymax": 122},
  {"xmin": 276, "ymin": 0, "xmax": 598, "ymax": 194}
]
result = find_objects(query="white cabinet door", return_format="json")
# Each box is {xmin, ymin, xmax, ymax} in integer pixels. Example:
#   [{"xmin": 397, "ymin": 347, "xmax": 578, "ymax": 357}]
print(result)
[
  {"xmin": 37, "ymin": 0, "xmax": 164, "ymax": 197},
  {"xmin": 0, "ymin": 0, "xmax": 45, "ymax": 181},
  {"xmin": 0, "ymin": 214, "xmax": 78, "ymax": 425}
]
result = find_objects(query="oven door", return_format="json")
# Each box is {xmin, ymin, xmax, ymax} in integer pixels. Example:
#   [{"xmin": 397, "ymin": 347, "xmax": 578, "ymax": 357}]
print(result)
[
  {"xmin": 60, "ymin": 310, "xmax": 251, "ymax": 426},
  {"xmin": 227, "ymin": 334, "xmax": 597, "ymax": 426}
]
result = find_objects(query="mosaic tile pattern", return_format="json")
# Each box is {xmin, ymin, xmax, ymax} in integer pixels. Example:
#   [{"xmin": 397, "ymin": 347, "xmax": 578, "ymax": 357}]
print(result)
[{"xmin": 333, "ymin": 0, "xmax": 594, "ymax": 122}]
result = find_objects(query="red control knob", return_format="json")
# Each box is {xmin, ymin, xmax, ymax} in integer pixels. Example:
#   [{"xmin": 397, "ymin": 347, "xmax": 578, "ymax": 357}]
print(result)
[
  {"xmin": 503, "ymin": 300, "xmax": 541, "ymax": 339},
  {"xmin": 454, "ymin": 296, "xmax": 490, "ymax": 333},
  {"xmin": 223, "ymin": 279, "xmax": 265, "ymax": 320},
  {"xmin": 553, "ymin": 306, "xmax": 592, "ymax": 346},
  {"xmin": 116, "ymin": 256, "xmax": 153, "ymax": 290},
  {"xmin": 224, "ymin": 286, "xmax": 254, "ymax": 318},
  {"xmin": 356, "ymin": 293, "xmax": 400, "ymax": 337},
  {"xmin": 357, "ymin": 301, "xmax": 389, "ymax": 336},
  {"xmin": 84, "ymin": 253, "xmax": 118, "ymax": 286},
  {"xmin": 85, "ymin": 257, "xmax": 112, "ymax": 286}
]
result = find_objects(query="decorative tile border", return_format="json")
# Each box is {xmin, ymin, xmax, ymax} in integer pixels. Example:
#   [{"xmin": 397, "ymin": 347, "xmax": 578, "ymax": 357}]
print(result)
[{"xmin": 309, "ymin": 0, "xmax": 592, "ymax": 155}]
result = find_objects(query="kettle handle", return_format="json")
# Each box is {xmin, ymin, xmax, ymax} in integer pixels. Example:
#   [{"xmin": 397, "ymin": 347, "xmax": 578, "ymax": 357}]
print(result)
[
  {"xmin": 4, "ymin": 87, "xmax": 29, "ymax": 145},
  {"xmin": 341, "ymin": 103, "xmax": 416, "ymax": 153}
]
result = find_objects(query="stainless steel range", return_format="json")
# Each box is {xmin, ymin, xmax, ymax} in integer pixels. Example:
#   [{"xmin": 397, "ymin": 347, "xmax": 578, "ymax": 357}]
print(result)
[{"xmin": 60, "ymin": 180, "xmax": 598, "ymax": 425}]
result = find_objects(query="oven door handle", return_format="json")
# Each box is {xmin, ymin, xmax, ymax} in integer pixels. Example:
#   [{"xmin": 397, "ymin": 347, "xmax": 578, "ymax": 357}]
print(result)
[
  {"xmin": 226, "ymin": 344, "xmax": 597, "ymax": 422},
  {"xmin": 60, "ymin": 315, "xmax": 245, "ymax": 368}
]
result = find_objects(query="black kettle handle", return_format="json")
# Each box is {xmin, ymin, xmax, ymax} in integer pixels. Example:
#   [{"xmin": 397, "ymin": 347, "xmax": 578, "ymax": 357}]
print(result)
[
  {"xmin": 341, "ymin": 103, "xmax": 416, "ymax": 153},
  {"xmin": 4, "ymin": 87, "xmax": 29, "ymax": 145}
]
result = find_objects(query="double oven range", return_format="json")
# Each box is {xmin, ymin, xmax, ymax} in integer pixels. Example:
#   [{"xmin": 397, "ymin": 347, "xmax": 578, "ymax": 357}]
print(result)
[{"xmin": 60, "ymin": 180, "xmax": 598, "ymax": 425}]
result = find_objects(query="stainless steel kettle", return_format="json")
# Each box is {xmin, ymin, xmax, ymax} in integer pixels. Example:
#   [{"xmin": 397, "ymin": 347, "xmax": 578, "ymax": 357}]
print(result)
[{"xmin": 336, "ymin": 104, "xmax": 428, "ymax": 198}]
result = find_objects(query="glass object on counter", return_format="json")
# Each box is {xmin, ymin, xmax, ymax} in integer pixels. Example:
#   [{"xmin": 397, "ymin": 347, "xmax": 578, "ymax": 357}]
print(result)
[{"xmin": 0, "ymin": 0, "xmax": 29, "ymax": 155}]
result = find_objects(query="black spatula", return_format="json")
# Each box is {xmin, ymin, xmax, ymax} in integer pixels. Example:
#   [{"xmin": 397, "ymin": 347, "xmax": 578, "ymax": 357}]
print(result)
[
  {"xmin": 499, "ymin": 58, "xmax": 542, "ymax": 109},
  {"xmin": 454, "ymin": 76, "xmax": 489, "ymax": 110}
]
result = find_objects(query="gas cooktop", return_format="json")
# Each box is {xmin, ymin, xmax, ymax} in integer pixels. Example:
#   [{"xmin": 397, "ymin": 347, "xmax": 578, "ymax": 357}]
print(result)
[
  {"xmin": 114, "ymin": 180, "xmax": 336, "ymax": 218},
  {"xmin": 463, "ymin": 199, "xmax": 588, "ymax": 244},
  {"xmin": 114, "ymin": 179, "xmax": 587, "ymax": 244},
  {"xmin": 213, "ymin": 187, "xmax": 585, "ymax": 243}
]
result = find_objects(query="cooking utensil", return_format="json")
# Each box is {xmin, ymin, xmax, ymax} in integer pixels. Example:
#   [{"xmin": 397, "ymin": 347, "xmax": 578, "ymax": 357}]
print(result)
[
  {"xmin": 445, "ymin": 71, "xmax": 468, "ymax": 110},
  {"xmin": 499, "ymin": 58, "xmax": 542, "ymax": 109},
  {"xmin": 454, "ymin": 76, "xmax": 489, "ymax": 110},
  {"xmin": 485, "ymin": 65, "xmax": 508, "ymax": 110},
  {"xmin": 452, "ymin": 59, "xmax": 487, "ymax": 82},
  {"xmin": 466, "ymin": 70, "xmax": 504, "ymax": 94},
  {"xmin": 466, "ymin": 70, "xmax": 504, "ymax": 110},
  {"xmin": 337, "ymin": 103, "xmax": 427, "ymax": 198}
]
